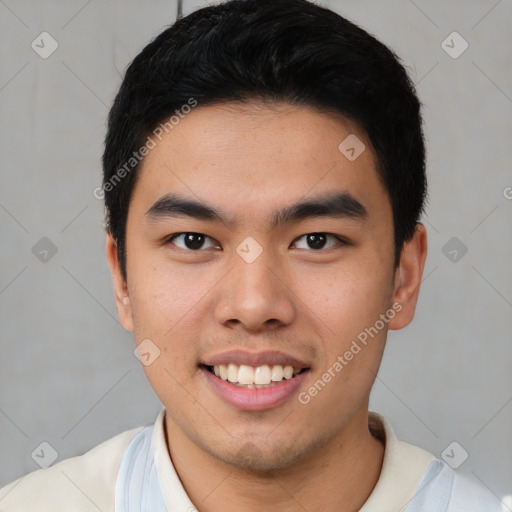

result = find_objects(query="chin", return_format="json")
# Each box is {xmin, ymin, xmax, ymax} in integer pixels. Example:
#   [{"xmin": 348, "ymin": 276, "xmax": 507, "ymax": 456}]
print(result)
[{"xmin": 206, "ymin": 435, "xmax": 324, "ymax": 474}]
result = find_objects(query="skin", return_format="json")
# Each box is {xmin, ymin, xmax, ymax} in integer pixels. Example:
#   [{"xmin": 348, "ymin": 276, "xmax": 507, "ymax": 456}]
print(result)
[{"xmin": 106, "ymin": 101, "xmax": 427, "ymax": 512}]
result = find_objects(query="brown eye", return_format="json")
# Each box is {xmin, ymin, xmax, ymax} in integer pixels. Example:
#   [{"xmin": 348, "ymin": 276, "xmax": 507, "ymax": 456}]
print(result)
[
  {"xmin": 166, "ymin": 232, "xmax": 220, "ymax": 251},
  {"xmin": 292, "ymin": 233, "xmax": 344, "ymax": 250}
]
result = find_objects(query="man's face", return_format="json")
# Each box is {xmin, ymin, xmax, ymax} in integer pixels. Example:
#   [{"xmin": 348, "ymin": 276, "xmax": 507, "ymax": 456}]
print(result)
[{"xmin": 111, "ymin": 102, "xmax": 410, "ymax": 470}]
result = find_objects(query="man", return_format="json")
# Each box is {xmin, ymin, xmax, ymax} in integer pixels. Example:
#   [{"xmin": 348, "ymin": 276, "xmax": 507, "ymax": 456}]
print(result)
[{"xmin": 0, "ymin": 0, "xmax": 502, "ymax": 510}]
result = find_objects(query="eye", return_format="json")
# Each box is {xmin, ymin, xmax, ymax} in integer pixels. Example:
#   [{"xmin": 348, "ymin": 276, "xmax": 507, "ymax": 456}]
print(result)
[
  {"xmin": 292, "ymin": 232, "xmax": 345, "ymax": 250},
  {"xmin": 165, "ymin": 232, "xmax": 221, "ymax": 251}
]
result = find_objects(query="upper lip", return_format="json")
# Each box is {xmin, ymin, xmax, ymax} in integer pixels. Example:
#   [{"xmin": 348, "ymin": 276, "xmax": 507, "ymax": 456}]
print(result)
[{"xmin": 201, "ymin": 350, "xmax": 311, "ymax": 369}]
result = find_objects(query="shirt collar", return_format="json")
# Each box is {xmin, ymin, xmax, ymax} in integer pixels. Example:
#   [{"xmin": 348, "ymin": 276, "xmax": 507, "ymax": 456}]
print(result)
[
  {"xmin": 360, "ymin": 411, "xmax": 435, "ymax": 511},
  {"xmin": 150, "ymin": 407, "xmax": 434, "ymax": 511}
]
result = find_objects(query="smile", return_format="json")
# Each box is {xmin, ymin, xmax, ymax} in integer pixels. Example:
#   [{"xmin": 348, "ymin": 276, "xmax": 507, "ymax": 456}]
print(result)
[{"xmin": 200, "ymin": 359, "xmax": 310, "ymax": 410}]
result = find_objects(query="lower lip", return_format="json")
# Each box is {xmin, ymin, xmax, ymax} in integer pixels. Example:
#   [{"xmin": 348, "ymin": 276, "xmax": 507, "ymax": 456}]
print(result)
[{"xmin": 201, "ymin": 367, "xmax": 310, "ymax": 411}]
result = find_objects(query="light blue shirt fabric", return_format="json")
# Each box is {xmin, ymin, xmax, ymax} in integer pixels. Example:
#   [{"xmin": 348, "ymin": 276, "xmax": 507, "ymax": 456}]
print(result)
[
  {"xmin": 114, "ymin": 423, "xmax": 168, "ymax": 512},
  {"xmin": 114, "ymin": 423, "xmax": 501, "ymax": 512},
  {"xmin": 404, "ymin": 458, "xmax": 500, "ymax": 511}
]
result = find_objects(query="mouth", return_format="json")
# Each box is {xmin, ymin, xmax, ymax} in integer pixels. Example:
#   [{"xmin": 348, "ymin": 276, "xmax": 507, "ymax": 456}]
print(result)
[
  {"xmin": 201, "ymin": 363, "xmax": 309, "ymax": 388},
  {"xmin": 199, "ymin": 352, "xmax": 311, "ymax": 411}
]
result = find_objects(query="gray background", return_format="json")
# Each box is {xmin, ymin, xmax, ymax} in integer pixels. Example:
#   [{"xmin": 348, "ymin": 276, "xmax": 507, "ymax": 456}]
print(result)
[{"xmin": 1, "ymin": 0, "xmax": 511, "ymax": 504}]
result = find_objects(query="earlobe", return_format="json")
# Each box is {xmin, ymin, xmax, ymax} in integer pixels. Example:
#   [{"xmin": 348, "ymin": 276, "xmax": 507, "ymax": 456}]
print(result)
[
  {"xmin": 106, "ymin": 233, "xmax": 134, "ymax": 332},
  {"xmin": 388, "ymin": 223, "xmax": 428, "ymax": 331}
]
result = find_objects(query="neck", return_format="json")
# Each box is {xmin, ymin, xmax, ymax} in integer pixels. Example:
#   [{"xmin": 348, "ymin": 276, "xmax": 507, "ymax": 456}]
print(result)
[{"xmin": 165, "ymin": 405, "xmax": 385, "ymax": 512}]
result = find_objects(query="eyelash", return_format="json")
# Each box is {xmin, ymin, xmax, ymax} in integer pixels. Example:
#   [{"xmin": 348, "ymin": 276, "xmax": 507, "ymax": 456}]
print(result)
[{"xmin": 164, "ymin": 232, "xmax": 347, "ymax": 252}]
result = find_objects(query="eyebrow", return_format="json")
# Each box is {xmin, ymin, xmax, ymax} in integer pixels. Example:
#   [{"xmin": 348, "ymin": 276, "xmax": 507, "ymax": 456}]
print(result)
[{"xmin": 145, "ymin": 191, "xmax": 368, "ymax": 229}]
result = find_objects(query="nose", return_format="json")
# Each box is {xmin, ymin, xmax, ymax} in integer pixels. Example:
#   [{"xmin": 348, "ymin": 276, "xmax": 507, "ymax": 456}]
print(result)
[{"xmin": 213, "ymin": 246, "xmax": 296, "ymax": 332}]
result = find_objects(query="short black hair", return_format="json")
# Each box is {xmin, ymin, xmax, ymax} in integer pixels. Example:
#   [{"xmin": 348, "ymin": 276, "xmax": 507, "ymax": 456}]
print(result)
[{"xmin": 102, "ymin": 0, "xmax": 427, "ymax": 279}]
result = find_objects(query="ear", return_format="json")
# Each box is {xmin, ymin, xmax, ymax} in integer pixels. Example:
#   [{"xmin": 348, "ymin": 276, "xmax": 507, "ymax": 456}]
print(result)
[
  {"xmin": 106, "ymin": 233, "xmax": 134, "ymax": 332},
  {"xmin": 388, "ymin": 223, "xmax": 428, "ymax": 330}
]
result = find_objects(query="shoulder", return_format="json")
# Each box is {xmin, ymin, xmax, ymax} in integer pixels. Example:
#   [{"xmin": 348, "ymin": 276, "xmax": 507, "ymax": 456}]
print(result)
[
  {"xmin": 407, "ymin": 458, "xmax": 502, "ymax": 512},
  {"xmin": 0, "ymin": 426, "xmax": 142, "ymax": 512},
  {"xmin": 447, "ymin": 465, "xmax": 502, "ymax": 511},
  {"xmin": 368, "ymin": 412, "xmax": 502, "ymax": 512}
]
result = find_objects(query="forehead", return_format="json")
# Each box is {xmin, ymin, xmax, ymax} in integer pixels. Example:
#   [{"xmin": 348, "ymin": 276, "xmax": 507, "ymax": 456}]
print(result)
[{"xmin": 130, "ymin": 101, "xmax": 390, "ymax": 227}]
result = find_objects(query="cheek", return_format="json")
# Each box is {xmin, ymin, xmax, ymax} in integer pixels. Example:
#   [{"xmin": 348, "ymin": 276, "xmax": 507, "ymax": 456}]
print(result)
[
  {"xmin": 128, "ymin": 262, "xmax": 216, "ymax": 369},
  {"xmin": 297, "ymin": 261, "xmax": 392, "ymax": 340},
  {"xmin": 130, "ymin": 260, "xmax": 201, "ymax": 327}
]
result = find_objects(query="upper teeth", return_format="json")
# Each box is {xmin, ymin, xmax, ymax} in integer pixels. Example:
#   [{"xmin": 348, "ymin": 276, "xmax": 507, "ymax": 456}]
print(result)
[{"xmin": 213, "ymin": 364, "xmax": 301, "ymax": 386}]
